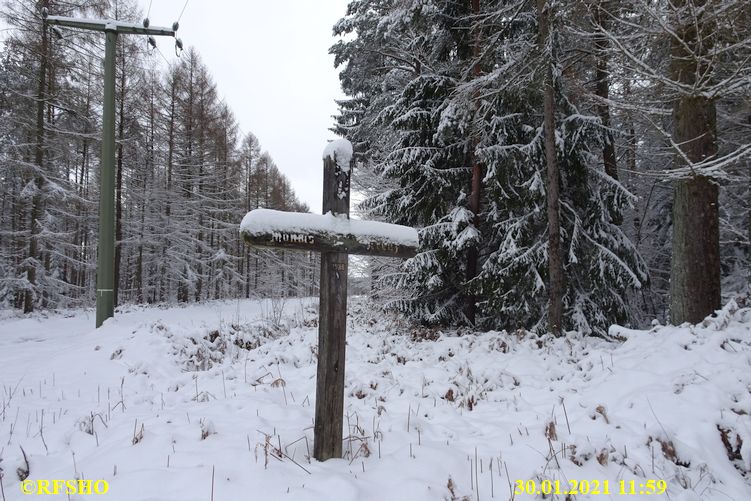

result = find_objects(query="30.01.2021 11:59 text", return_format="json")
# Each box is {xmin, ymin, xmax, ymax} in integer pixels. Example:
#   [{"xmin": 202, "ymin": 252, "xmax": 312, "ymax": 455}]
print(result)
[{"xmin": 514, "ymin": 479, "xmax": 668, "ymax": 496}]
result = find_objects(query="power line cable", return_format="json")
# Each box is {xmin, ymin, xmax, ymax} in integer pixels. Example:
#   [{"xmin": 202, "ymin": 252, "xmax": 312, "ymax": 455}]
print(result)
[
  {"xmin": 155, "ymin": 45, "xmax": 171, "ymax": 66},
  {"xmin": 177, "ymin": 0, "xmax": 190, "ymax": 23}
]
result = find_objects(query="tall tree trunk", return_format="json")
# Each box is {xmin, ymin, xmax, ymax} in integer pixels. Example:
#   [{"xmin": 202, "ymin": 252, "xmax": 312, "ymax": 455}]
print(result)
[
  {"xmin": 76, "ymin": 61, "xmax": 93, "ymax": 294},
  {"xmin": 194, "ymin": 85, "xmax": 205, "ymax": 302},
  {"xmin": 161, "ymin": 73, "xmax": 177, "ymax": 302},
  {"xmin": 136, "ymin": 86, "xmax": 155, "ymax": 304},
  {"xmin": 593, "ymin": 1, "xmax": 618, "ymax": 182},
  {"xmin": 185, "ymin": 58, "xmax": 195, "ymax": 302},
  {"xmin": 623, "ymin": 79, "xmax": 637, "ymax": 175},
  {"xmin": 669, "ymin": 0, "xmax": 721, "ymax": 324},
  {"xmin": 25, "ymin": 0, "xmax": 50, "ymax": 313},
  {"xmin": 244, "ymin": 155, "xmax": 253, "ymax": 298},
  {"xmin": 593, "ymin": 1, "xmax": 622, "ymax": 226},
  {"xmin": 465, "ymin": 0, "xmax": 482, "ymax": 325},
  {"xmin": 114, "ymin": 53, "xmax": 126, "ymax": 306},
  {"xmin": 11, "ymin": 179, "xmax": 23, "ymax": 309},
  {"xmin": 538, "ymin": 0, "xmax": 563, "ymax": 335}
]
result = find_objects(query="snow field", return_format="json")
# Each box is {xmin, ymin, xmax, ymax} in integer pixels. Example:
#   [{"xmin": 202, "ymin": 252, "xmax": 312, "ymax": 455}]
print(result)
[{"xmin": 0, "ymin": 299, "xmax": 749, "ymax": 500}]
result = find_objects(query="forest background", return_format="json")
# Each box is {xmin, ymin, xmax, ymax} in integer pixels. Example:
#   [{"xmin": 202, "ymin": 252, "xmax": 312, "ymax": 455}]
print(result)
[{"xmin": 0, "ymin": 0, "xmax": 749, "ymax": 335}]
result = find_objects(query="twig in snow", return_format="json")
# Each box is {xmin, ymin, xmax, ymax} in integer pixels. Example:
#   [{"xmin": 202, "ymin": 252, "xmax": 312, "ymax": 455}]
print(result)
[
  {"xmin": 253, "ymin": 372, "xmax": 273, "ymax": 385},
  {"xmin": 119, "ymin": 377, "xmax": 125, "ymax": 412},
  {"xmin": 651, "ymin": 442, "xmax": 655, "ymax": 474},
  {"xmin": 475, "ymin": 447, "xmax": 480, "ymax": 501},
  {"xmin": 271, "ymin": 377, "xmax": 288, "ymax": 405},
  {"xmin": 489, "ymin": 457, "xmax": 494, "ymax": 498},
  {"xmin": 547, "ymin": 437, "xmax": 561, "ymax": 469},
  {"xmin": 17, "ymin": 446, "xmax": 30, "ymax": 481},
  {"xmin": 0, "ymin": 468, "xmax": 6, "ymax": 501},
  {"xmin": 132, "ymin": 420, "xmax": 145, "ymax": 445},
  {"xmin": 560, "ymin": 398, "xmax": 571, "ymax": 434},
  {"xmin": 503, "ymin": 462, "xmax": 514, "ymax": 501},
  {"xmin": 646, "ymin": 397, "xmax": 669, "ymax": 438},
  {"xmin": 39, "ymin": 409, "xmax": 48, "ymax": 454},
  {"xmin": 6, "ymin": 378, "xmax": 23, "ymax": 407},
  {"xmin": 279, "ymin": 449, "xmax": 311, "ymax": 474},
  {"xmin": 346, "ymin": 413, "xmax": 353, "ymax": 458},
  {"xmin": 92, "ymin": 412, "xmax": 108, "ymax": 429}
]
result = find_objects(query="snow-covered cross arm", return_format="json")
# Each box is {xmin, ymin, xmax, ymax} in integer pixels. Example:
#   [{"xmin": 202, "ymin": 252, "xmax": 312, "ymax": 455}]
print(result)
[{"xmin": 240, "ymin": 209, "xmax": 419, "ymax": 259}]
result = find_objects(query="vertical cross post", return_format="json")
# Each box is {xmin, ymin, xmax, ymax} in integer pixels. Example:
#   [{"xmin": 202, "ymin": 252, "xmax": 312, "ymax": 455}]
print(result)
[{"xmin": 313, "ymin": 151, "xmax": 351, "ymax": 460}]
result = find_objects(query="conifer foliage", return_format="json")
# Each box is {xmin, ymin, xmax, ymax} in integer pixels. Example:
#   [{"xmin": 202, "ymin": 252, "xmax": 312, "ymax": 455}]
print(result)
[
  {"xmin": 1, "ymin": 1, "xmax": 748, "ymax": 335},
  {"xmin": 0, "ymin": 0, "xmax": 313, "ymax": 311},
  {"xmin": 332, "ymin": 0, "xmax": 667, "ymax": 334}
]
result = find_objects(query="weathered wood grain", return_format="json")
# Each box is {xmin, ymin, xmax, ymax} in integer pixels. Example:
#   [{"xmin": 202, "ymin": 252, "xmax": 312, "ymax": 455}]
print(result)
[
  {"xmin": 312, "ymin": 154, "xmax": 352, "ymax": 461},
  {"xmin": 242, "ymin": 230, "xmax": 417, "ymax": 259}
]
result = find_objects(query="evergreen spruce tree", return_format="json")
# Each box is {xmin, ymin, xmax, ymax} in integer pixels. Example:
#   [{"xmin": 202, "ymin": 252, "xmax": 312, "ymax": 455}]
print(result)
[{"xmin": 333, "ymin": 0, "xmax": 649, "ymax": 334}]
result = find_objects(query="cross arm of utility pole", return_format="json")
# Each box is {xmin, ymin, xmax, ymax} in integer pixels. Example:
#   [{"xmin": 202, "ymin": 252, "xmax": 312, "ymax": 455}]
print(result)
[{"xmin": 44, "ymin": 15, "xmax": 176, "ymax": 37}]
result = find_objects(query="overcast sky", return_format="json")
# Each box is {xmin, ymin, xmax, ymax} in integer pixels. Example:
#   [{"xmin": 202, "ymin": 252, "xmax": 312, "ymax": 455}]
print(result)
[{"xmin": 139, "ymin": 0, "xmax": 350, "ymax": 214}]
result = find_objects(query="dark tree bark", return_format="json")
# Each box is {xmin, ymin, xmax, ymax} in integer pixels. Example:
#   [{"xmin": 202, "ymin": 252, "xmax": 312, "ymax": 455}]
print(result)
[
  {"xmin": 136, "ymin": 82, "xmax": 156, "ymax": 303},
  {"xmin": 195, "ymin": 74, "xmax": 206, "ymax": 302},
  {"xmin": 538, "ymin": 0, "xmax": 563, "ymax": 335},
  {"xmin": 25, "ymin": 0, "xmax": 50, "ymax": 313},
  {"xmin": 465, "ymin": 0, "xmax": 482, "ymax": 325},
  {"xmin": 593, "ymin": 1, "xmax": 618, "ymax": 182},
  {"xmin": 245, "ymin": 153, "xmax": 253, "ymax": 299},
  {"xmin": 623, "ymin": 80, "xmax": 637, "ymax": 175},
  {"xmin": 669, "ymin": 0, "xmax": 721, "ymax": 324},
  {"xmin": 161, "ymin": 70, "xmax": 178, "ymax": 302},
  {"xmin": 114, "ymin": 51, "xmax": 126, "ymax": 306}
]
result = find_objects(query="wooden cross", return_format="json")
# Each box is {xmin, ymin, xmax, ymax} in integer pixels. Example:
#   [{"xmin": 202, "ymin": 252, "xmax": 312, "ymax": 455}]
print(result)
[{"xmin": 240, "ymin": 140, "xmax": 419, "ymax": 461}]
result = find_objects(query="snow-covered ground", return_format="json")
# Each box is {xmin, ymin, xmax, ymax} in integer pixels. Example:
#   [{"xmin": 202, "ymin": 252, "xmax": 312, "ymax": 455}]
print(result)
[{"xmin": 0, "ymin": 298, "xmax": 750, "ymax": 500}]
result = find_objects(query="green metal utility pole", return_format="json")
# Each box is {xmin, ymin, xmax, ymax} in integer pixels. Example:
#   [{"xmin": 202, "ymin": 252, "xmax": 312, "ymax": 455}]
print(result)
[{"xmin": 43, "ymin": 12, "xmax": 177, "ymax": 327}]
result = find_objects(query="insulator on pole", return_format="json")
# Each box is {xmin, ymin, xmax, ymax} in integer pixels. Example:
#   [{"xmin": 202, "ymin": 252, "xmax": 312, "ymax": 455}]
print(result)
[
  {"xmin": 148, "ymin": 36, "xmax": 156, "ymax": 50},
  {"xmin": 52, "ymin": 26, "xmax": 64, "ymax": 39},
  {"xmin": 143, "ymin": 18, "xmax": 150, "ymax": 28},
  {"xmin": 41, "ymin": 7, "xmax": 48, "ymax": 19},
  {"xmin": 175, "ymin": 38, "xmax": 183, "ymax": 57},
  {"xmin": 172, "ymin": 21, "xmax": 180, "ymax": 32}
]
